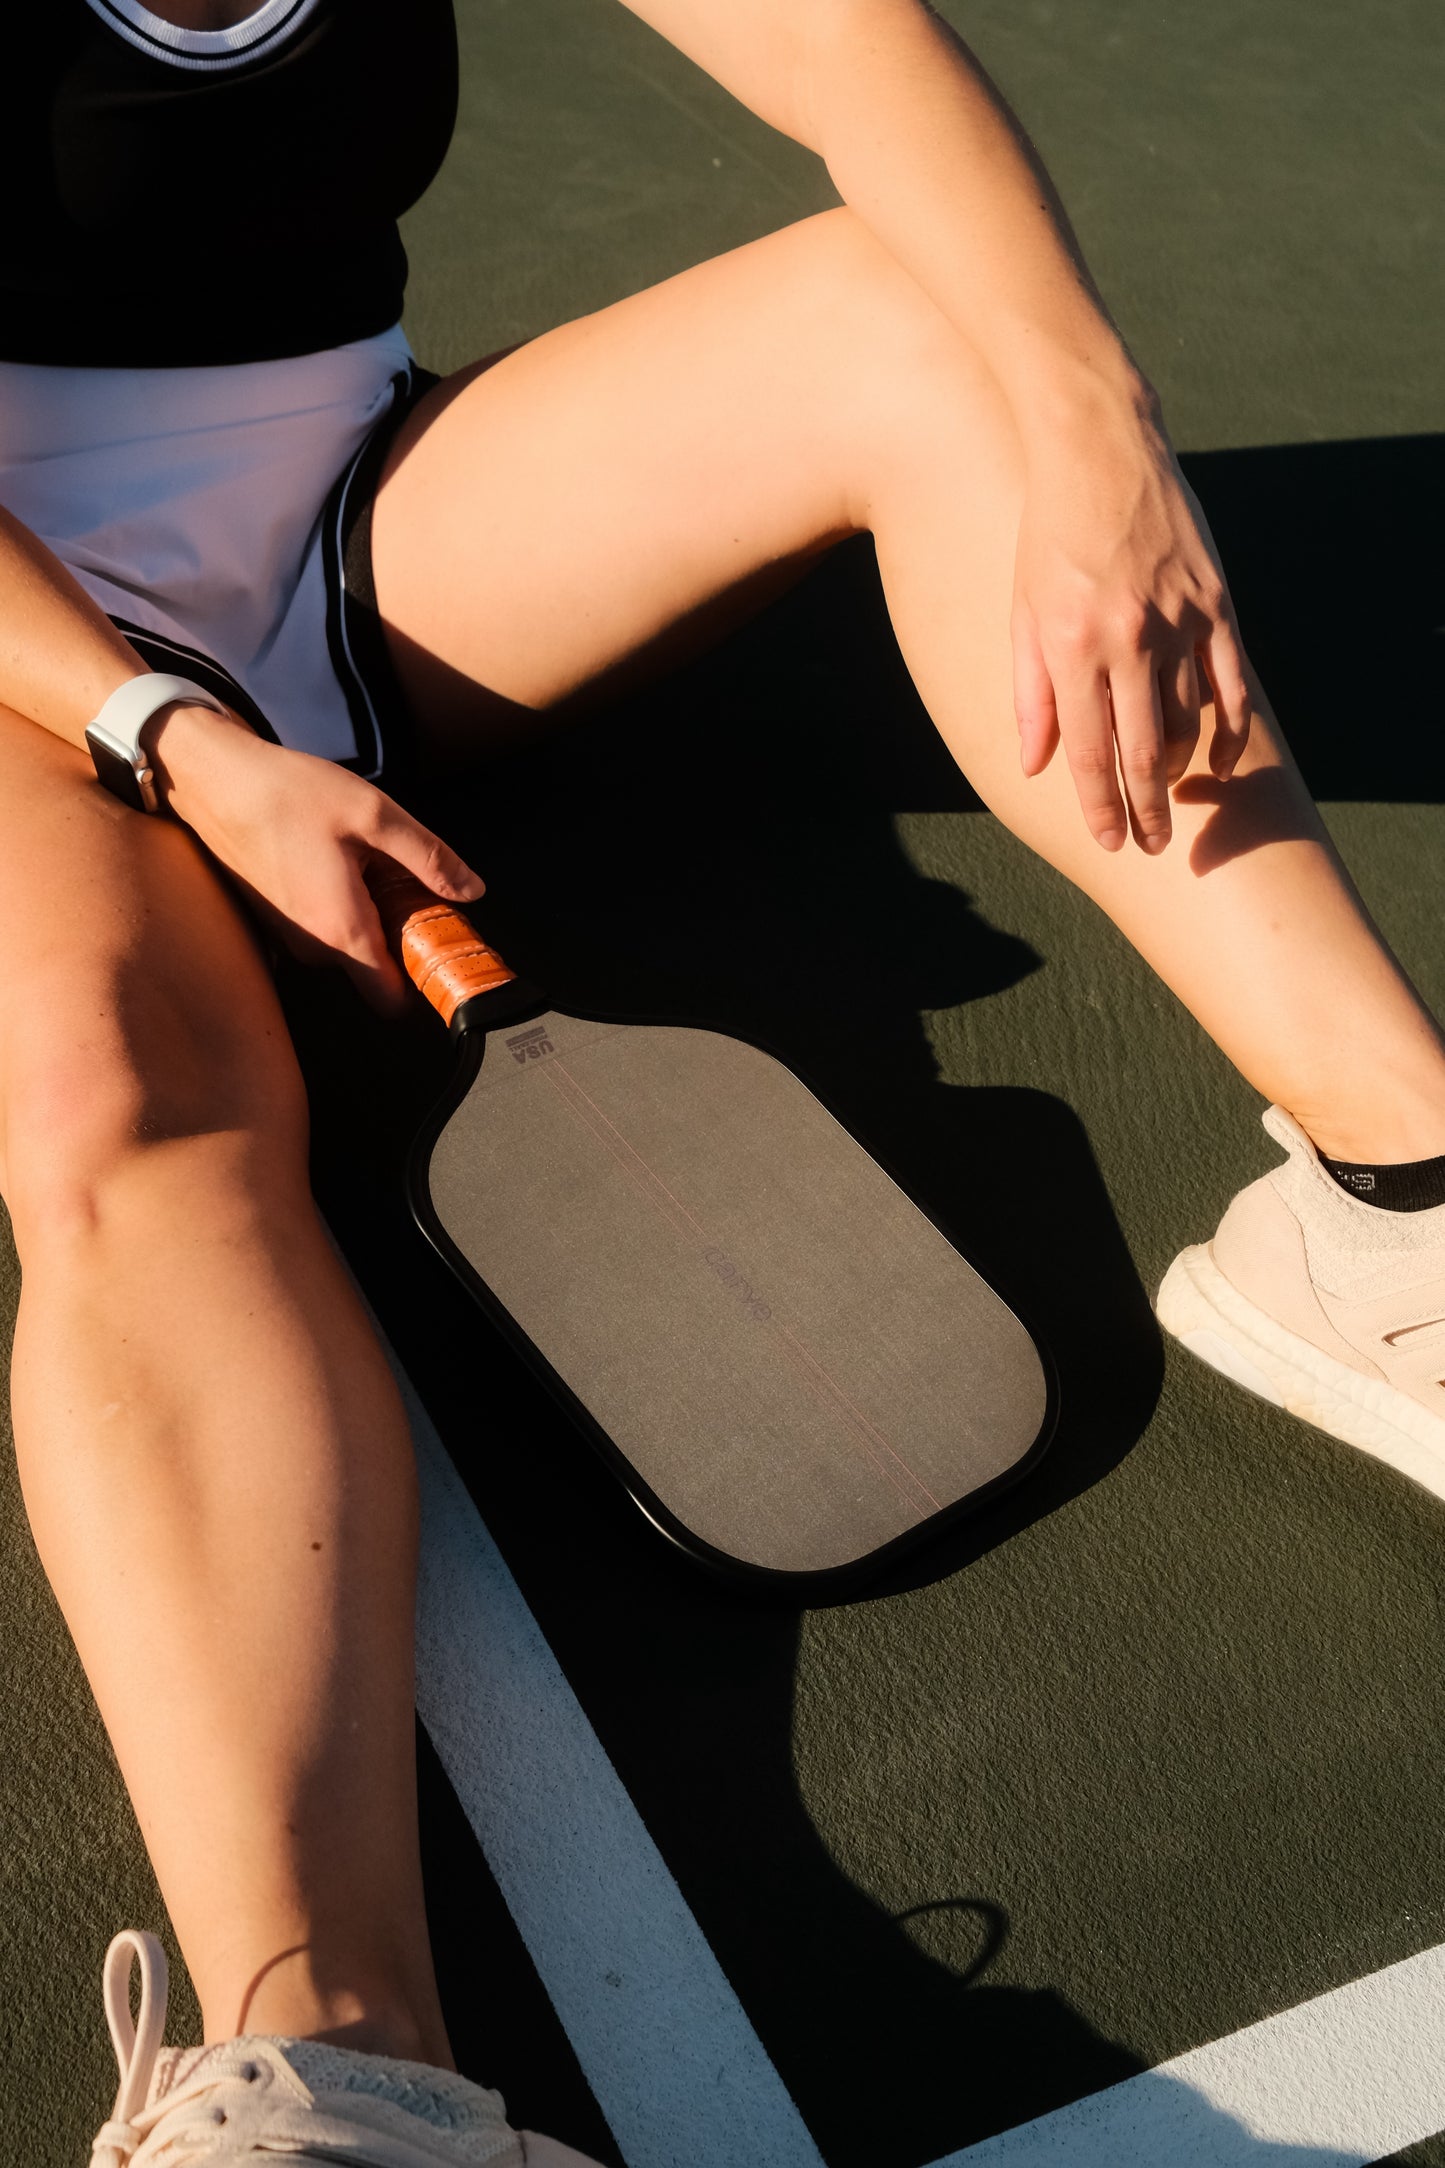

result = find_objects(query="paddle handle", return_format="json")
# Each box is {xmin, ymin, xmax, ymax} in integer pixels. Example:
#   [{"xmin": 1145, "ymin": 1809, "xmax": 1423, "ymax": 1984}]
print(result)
[{"xmin": 371, "ymin": 864, "xmax": 516, "ymax": 1029}]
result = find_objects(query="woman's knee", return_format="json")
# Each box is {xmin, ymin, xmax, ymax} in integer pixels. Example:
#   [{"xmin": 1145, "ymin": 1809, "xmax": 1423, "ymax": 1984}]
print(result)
[
  {"xmin": 794, "ymin": 208, "xmax": 1026, "ymax": 522},
  {"xmin": 0, "ymin": 724, "xmax": 310, "ymax": 1245},
  {"xmin": 0, "ymin": 973, "xmax": 310, "ymax": 1258}
]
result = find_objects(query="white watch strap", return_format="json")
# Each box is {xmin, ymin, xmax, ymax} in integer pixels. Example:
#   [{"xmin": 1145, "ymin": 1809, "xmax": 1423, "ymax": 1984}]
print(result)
[{"xmin": 85, "ymin": 673, "xmax": 228, "ymax": 762}]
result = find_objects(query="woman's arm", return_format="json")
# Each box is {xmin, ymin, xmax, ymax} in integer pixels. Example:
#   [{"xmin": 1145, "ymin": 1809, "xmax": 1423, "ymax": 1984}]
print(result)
[
  {"xmin": 0, "ymin": 501, "xmax": 161, "ymax": 746},
  {"xmin": 618, "ymin": 0, "xmax": 1254, "ymax": 852},
  {"xmin": 0, "ymin": 502, "xmax": 481, "ymax": 1008}
]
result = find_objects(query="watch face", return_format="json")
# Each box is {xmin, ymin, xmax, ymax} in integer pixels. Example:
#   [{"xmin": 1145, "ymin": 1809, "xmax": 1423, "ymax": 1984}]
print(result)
[{"xmin": 85, "ymin": 726, "xmax": 153, "ymax": 812}]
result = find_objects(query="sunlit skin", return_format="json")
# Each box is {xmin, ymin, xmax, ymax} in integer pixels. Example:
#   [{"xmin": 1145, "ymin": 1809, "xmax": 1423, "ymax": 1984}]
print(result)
[{"xmin": 3, "ymin": 0, "xmax": 1444, "ymax": 2072}]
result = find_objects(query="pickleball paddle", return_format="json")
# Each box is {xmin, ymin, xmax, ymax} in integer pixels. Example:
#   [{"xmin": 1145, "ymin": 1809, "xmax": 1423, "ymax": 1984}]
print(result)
[{"xmin": 377, "ymin": 868, "xmax": 1055, "ymax": 1590}]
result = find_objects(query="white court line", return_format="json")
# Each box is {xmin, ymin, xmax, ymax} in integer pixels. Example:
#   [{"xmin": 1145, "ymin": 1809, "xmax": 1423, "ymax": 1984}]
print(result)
[
  {"xmin": 406, "ymin": 1373, "xmax": 825, "ymax": 2168},
  {"xmin": 940, "ymin": 1944, "xmax": 1445, "ymax": 2165},
  {"xmin": 398, "ymin": 1356, "xmax": 1444, "ymax": 2168}
]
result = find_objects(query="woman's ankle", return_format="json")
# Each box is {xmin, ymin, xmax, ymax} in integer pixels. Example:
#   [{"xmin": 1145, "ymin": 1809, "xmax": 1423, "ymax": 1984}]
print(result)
[
  {"xmin": 199, "ymin": 1945, "xmax": 454, "ymax": 2070},
  {"xmin": 283, "ymin": 2007, "xmax": 456, "ymax": 2069},
  {"xmin": 1291, "ymin": 1102, "xmax": 1445, "ymax": 1168},
  {"xmin": 1282, "ymin": 1059, "xmax": 1445, "ymax": 1167}
]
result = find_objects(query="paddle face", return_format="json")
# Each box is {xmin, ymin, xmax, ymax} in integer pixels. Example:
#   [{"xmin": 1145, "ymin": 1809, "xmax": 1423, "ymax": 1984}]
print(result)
[{"xmin": 416, "ymin": 1007, "xmax": 1053, "ymax": 1586}]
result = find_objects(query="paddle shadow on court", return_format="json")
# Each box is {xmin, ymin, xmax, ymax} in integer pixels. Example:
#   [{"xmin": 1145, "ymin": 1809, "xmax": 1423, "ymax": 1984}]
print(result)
[{"xmin": 286, "ymin": 433, "xmax": 1442, "ymax": 2166}]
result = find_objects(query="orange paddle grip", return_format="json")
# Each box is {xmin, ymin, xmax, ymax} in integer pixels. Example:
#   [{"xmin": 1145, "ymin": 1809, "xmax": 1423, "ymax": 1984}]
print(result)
[{"xmin": 370, "ymin": 863, "xmax": 515, "ymax": 1028}]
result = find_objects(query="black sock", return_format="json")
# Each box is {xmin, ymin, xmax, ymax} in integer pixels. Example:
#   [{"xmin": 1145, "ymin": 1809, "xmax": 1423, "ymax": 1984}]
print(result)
[{"xmin": 1319, "ymin": 1151, "xmax": 1445, "ymax": 1212}]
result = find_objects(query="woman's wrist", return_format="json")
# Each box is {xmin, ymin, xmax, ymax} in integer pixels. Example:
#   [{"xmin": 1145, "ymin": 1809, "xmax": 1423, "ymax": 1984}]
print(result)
[
  {"xmin": 148, "ymin": 699, "xmax": 263, "ymax": 825},
  {"xmin": 1010, "ymin": 340, "xmax": 1163, "ymax": 462}
]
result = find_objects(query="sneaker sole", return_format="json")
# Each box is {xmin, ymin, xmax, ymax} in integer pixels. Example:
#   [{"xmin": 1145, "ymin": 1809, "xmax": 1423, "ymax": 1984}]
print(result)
[{"xmin": 1156, "ymin": 1244, "xmax": 1445, "ymax": 1499}]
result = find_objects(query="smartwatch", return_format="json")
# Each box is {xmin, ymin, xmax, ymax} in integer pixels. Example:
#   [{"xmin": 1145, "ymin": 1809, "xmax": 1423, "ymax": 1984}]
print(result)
[{"xmin": 84, "ymin": 674, "xmax": 229, "ymax": 813}]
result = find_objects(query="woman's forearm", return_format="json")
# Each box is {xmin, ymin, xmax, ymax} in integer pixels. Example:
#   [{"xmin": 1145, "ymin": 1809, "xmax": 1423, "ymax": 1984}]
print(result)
[
  {"xmin": 807, "ymin": 0, "xmax": 1155, "ymax": 444},
  {"xmin": 0, "ymin": 503, "xmax": 252, "ymax": 806},
  {"xmin": 625, "ymin": 0, "xmax": 1153, "ymax": 446},
  {"xmin": 0, "ymin": 502, "xmax": 150, "ymax": 748}
]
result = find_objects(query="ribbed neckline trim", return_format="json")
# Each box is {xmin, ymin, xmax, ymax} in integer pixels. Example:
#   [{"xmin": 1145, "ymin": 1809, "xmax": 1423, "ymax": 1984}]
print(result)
[{"xmin": 83, "ymin": 0, "xmax": 324, "ymax": 69}]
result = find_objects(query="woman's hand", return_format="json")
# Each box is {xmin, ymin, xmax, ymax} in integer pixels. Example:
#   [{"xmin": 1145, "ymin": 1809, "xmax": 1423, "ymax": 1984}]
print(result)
[
  {"xmin": 1010, "ymin": 396, "xmax": 1255, "ymax": 853},
  {"xmin": 152, "ymin": 705, "xmax": 484, "ymax": 1012}
]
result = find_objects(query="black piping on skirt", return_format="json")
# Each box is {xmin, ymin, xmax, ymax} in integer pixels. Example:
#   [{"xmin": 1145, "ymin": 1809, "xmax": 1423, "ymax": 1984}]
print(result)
[{"xmin": 320, "ymin": 362, "xmax": 443, "ymax": 788}]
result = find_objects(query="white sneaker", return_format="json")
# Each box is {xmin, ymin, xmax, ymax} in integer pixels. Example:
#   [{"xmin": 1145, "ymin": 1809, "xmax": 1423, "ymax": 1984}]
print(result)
[
  {"xmin": 88, "ymin": 1930, "xmax": 604, "ymax": 2168},
  {"xmin": 1156, "ymin": 1105, "xmax": 1445, "ymax": 1496}
]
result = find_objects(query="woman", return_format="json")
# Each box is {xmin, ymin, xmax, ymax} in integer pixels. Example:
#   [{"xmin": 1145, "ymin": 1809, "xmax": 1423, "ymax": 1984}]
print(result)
[{"xmin": 5, "ymin": 2, "xmax": 1444, "ymax": 2162}]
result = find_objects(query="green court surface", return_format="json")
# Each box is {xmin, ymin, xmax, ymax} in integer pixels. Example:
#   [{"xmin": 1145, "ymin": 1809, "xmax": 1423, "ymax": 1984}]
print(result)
[{"xmin": 3, "ymin": 4, "xmax": 1443, "ymax": 2162}]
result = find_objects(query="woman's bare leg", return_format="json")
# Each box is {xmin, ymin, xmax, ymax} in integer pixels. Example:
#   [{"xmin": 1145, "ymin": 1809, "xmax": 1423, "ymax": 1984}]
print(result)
[
  {"xmin": 373, "ymin": 207, "xmax": 1445, "ymax": 1164},
  {"xmin": 0, "ymin": 716, "xmax": 448, "ymax": 2062}
]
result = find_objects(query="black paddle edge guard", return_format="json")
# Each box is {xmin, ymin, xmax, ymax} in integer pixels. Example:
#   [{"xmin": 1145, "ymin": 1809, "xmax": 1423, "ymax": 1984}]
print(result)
[
  {"xmin": 410, "ymin": 1006, "xmax": 1060, "ymax": 1602},
  {"xmin": 449, "ymin": 978, "xmax": 551, "ymax": 1037}
]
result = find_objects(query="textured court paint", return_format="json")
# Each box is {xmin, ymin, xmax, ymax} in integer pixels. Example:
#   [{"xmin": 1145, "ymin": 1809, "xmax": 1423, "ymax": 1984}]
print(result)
[
  {"xmin": 404, "ymin": 1367, "xmax": 827, "ymax": 2168},
  {"xmin": 939, "ymin": 1945, "xmax": 1445, "ymax": 2164}
]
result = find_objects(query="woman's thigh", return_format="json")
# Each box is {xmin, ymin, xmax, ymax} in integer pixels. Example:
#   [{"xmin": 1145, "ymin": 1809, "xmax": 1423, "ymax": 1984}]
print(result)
[
  {"xmin": 0, "ymin": 712, "xmax": 306, "ymax": 1235},
  {"xmin": 370, "ymin": 206, "xmax": 1019, "ymax": 759}
]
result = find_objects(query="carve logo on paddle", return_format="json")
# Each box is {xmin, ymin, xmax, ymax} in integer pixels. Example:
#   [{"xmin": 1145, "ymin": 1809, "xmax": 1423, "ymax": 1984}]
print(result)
[
  {"xmin": 703, "ymin": 1247, "xmax": 771, "ymax": 1321},
  {"xmin": 506, "ymin": 1024, "xmax": 555, "ymax": 1065}
]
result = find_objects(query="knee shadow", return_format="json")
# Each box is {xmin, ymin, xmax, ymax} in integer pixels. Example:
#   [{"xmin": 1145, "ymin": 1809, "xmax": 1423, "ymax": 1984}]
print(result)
[{"xmin": 1181, "ymin": 432, "xmax": 1445, "ymax": 805}]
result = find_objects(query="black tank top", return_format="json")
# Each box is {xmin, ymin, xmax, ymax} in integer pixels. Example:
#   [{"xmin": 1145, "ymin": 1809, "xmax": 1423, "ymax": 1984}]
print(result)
[{"xmin": 3, "ymin": 0, "xmax": 458, "ymax": 366}]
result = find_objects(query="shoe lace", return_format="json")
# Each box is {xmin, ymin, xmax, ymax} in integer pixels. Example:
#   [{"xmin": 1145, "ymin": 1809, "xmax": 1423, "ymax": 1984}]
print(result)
[
  {"xmin": 88, "ymin": 1931, "xmax": 298, "ymax": 2167},
  {"xmin": 90, "ymin": 1930, "xmax": 171, "ymax": 2167}
]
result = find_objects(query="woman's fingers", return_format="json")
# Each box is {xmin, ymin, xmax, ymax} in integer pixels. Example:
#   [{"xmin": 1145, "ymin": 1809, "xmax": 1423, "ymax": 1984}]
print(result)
[
  {"xmin": 1201, "ymin": 614, "xmax": 1254, "ymax": 779},
  {"xmin": 1011, "ymin": 601, "xmax": 1061, "ymax": 776},
  {"xmin": 330, "ymin": 859, "xmax": 412, "ymax": 1014},
  {"xmin": 366, "ymin": 795, "xmax": 486, "ymax": 902},
  {"xmin": 347, "ymin": 793, "xmax": 492, "ymax": 1014},
  {"xmin": 250, "ymin": 873, "xmax": 404, "ymax": 1015},
  {"xmin": 1053, "ymin": 663, "xmax": 1128, "ymax": 850},
  {"xmin": 1159, "ymin": 650, "xmax": 1202, "ymax": 784},
  {"xmin": 1046, "ymin": 638, "xmax": 1202, "ymax": 854},
  {"xmin": 1109, "ymin": 656, "xmax": 1172, "ymax": 852}
]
